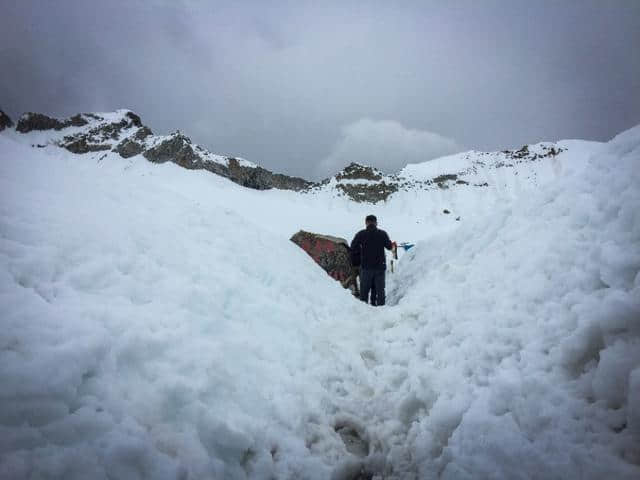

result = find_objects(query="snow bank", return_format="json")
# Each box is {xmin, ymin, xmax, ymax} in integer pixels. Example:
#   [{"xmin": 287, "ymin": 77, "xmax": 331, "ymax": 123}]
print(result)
[
  {"xmin": 1, "ymin": 124, "xmax": 639, "ymax": 479},
  {"xmin": 0, "ymin": 138, "xmax": 379, "ymax": 479},
  {"xmin": 385, "ymin": 125, "xmax": 640, "ymax": 478}
]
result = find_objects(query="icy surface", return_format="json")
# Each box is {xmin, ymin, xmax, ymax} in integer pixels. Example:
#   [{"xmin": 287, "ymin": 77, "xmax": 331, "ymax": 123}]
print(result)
[{"xmin": 1, "ymin": 125, "xmax": 639, "ymax": 479}]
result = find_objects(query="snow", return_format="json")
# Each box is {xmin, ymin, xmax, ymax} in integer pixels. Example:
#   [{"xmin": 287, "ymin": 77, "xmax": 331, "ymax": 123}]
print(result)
[{"xmin": 1, "ymin": 123, "xmax": 639, "ymax": 479}]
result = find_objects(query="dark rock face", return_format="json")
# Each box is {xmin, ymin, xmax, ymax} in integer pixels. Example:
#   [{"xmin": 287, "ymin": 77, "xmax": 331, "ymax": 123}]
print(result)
[
  {"xmin": 17, "ymin": 113, "xmax": 67, "ymax": 132},
  {"xmin": 125, "ymin": 111, "xmax": 142, "ymax": 128},
  {"xmin": 62, "ymin": 138, "xmax": 112, "ymax": 154},
  {"xmin": 336, "ymin": 163, "xmax": 383, "ymax": 181},
  {"xmin": 226, "ymin": 158, "xmax": 311, "ymax": 191},
  {"xmin": 329, "ymin": 163, "xmax": 399, "ymax": 203},
  {"xmin": 336, "ymin": 182, "xmax": 398, "ymax": 203},
  {"xmin": 0, "ymin": 109, "xmax": 13, "ymax": 131},
  {"xmin": 133, "ymin": 126, "xmax": 153, "ymax": 141},
  {"xmin": 270, "ymin": 172, "xmax": 312, "ymax": 191},
  {"xmin": 499, "ymin": 144, "xmax": 565, "ymax": 164},
  {"xmin": 143, "ymin": 133, "xmax": 201, "ymax": 168},
  {"xmin": 58, "ymin": 113, "xmax": 142, "ymax": 154},
  {"xmin": 115, "ymin": 138, "xmax": 145, "ymax": 158},
  {"xmin": 290, "ymin": 230, "xmax": 356, "ymax": 292},
  {"xmin": 115, "ymin": 126, "xmax": 154, "ymax": 157},
  {"xmin": 16, "ymin": 112, "xmax": 89, "ymax": 133},
  {"xmin": 227, "ymin": 159, "xmax": 275, "ymax": 189}
]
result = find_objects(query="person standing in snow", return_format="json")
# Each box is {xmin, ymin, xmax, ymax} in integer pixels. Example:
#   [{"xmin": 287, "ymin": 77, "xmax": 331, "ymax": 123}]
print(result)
[
  {"xmin": 345, "ymin": 243, "xmax": 375, "ymax": 304},
  {"xmin": 350, "ymin": 215, "xmax": 395, "ymax": 306}
]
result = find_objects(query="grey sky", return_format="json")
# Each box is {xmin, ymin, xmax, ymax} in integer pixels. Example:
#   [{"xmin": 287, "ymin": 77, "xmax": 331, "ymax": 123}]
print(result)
[{"xmin": 1, "ymin": 0, "xmax": 639, "ymax": 179}]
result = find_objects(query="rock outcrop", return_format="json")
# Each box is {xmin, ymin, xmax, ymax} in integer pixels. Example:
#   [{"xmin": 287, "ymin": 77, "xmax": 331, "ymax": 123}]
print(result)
[
  {"xmin": 16, "ymin": 112, "xmax": 88, "ymax": 133},
  {"xmin": 312, "ymin": 163, "xmax": 400, "ymax": 203},
  {"xmin": 226, "ymin": 158, "xmax": 311, "ymax": 191},
  {"xmin": 143, "ymin": 135, "xmax": 312, "ymax": 191},
  {"xmin": 290, "ymin": 230, "xmax": 357, "ymax": 293},
  {"xmin": 143, "ymin": 133, "xmax": 201, "ymax": 168},
  {"xmin": 59, "ymin": 112, "xmax": 143, "ymax": 154},
  {"xmin": 0, "ymin": 109, "xmax": 13, "ymax": 131}
]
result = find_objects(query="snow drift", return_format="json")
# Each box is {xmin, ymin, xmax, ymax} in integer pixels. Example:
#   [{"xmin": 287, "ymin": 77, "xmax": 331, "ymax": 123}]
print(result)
[{"xmin": 0, "ymin": 118, "xmax": 639, "ymax": 479}]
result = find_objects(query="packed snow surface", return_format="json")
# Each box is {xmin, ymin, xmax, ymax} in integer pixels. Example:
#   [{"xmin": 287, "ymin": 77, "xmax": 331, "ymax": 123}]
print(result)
[{"xmin": 1, "ymin": 124, "xmax": 639, "ymax": 479}]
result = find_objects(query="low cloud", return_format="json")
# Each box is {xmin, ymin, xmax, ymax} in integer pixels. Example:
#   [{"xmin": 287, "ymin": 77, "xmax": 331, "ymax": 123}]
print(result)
[{"xmin": 316, "ymin": 118, "xmax": 463, "ymax": 178}]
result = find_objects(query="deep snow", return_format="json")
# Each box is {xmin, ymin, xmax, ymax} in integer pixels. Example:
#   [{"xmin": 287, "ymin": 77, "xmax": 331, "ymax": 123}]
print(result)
[{"xmin": 0, "ymin": 123, "xmax": 639, "ymax": 479}]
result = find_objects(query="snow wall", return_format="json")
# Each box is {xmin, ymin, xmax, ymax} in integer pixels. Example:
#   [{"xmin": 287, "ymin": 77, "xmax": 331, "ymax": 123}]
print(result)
[{"xmin": 1, "ymin": 125, "xmax": 639, "ymax": 479}]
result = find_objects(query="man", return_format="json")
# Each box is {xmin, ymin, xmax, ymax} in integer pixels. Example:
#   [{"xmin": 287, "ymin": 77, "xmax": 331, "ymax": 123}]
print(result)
[
  {"xmin": 350, "ymin": 215, "xmax": 395, "ymax": 306},
  {"xmin": 344, "ymin": 242, "xmax": 375, "ymax": 304}
]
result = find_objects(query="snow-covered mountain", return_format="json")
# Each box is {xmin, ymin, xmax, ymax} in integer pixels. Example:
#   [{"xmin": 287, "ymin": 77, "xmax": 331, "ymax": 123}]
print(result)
[
  {"xmin": 0, "ymin": 108, "xmax": 599, "ymax": 203},
  {"xmin": 1, "ymin": 109, "xmax": 639, "ymax": 479},
  {"xmin": 2, "ymin": 109, "xmax": 311, "ymax": 191}
]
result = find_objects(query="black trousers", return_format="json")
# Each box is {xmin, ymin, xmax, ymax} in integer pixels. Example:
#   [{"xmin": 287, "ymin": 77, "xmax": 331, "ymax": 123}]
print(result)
[{"xmin": 360, "ymin": 268, "xmax": 386, "ymax": 306}]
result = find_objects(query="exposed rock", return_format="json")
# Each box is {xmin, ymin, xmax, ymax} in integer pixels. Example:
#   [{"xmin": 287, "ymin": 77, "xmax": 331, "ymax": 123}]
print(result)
[
  {"xmin": 143, "ymin": 133, "xmax": 200, "ymax": 168},
  {"xmin": 115, "ymin": 138, "xmax": 145, "ymax": 158},
  {"xmin": 443, "ymin": 209, "xmax": 450, "ymax": 214},
  {"xmin": 326, "ymin": 163, "xmax": 400, "ymax": 202},
  {"xmin": 52, "ymin": 112, "xmax": 146, "ymax": 154},
  {"xmin": 125, "ymin": 111, "xmax": 142, "ymax": 127},
  {"xmin": 501, "ymin": 144, "xmax": 565, "ymax": 162},
  {"xmin": 290, "ymin": 230, "xmax": 356, "ymax": 291},
  {"xmin": 88, "ymin": 120, "xmax": 128, "ymax": 141},
  {"xmin": 133, "ymin": 126, "xmax": 153, "ymax": 141},
  {"xmin": 433, "ymin": 174, "xmax": 458, "ymax": 183},
  {"xmin": 62, "ymin": 137, "xmax": 111, "ymax": 154},
  {"xmin": 336, "ymin": 163, "xmax": 383, "ymax": 181},
  {"xmin": 433, "ymin": 173, "xmax": 458, "ymax": 188},
  {"xmin": 336, "ymin": 181, "xmax": 398, "ymax": 203},
  {"xmin": 226, "ymin": 158, "xmax": 312, "ymax": 191},
  {"xmin": 269, "ymin": 172, "xmax": 313, "ymax": 191},
  {"xmin": 17, "ymin": 113, "xmax": 67, "ymax": 132},
  {"xmin": 68, "ymin": 114, "xmax": 89, "ymax": 127},
  {"xmin": 512, "ymin": 145, "xmax": 529, "ymax": 159},
  {"xmin": 0, "ymin": 109, "xmax": 13, "ymax": 131},
  {"xmin": 227, "ymin": 159, "xmax": 276, "ymax": 190}
]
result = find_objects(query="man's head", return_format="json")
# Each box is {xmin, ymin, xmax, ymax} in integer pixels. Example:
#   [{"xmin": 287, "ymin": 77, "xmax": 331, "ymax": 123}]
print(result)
[{"xmin": 365, "ymin": 214, "xmax": 377, "ymax": 227}]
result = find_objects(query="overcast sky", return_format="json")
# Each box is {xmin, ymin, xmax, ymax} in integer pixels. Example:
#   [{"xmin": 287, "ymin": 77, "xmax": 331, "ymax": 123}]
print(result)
[{"xmin": 2, "ymin": 1, "xmax": 639, "ymax": 179}]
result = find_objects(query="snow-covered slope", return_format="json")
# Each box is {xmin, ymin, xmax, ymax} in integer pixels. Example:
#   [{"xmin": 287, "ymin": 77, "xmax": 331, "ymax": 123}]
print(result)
[
  {"xmin": 309, "ymin": 140, "xmax": 602, "ymax": 207},
  {"xmin": 4, "ymin": 109, "xmax": 311, "ymax": 192},
  {"xmin": 1, "ymin": 121, "xmax": 639, "ymax": 479}
]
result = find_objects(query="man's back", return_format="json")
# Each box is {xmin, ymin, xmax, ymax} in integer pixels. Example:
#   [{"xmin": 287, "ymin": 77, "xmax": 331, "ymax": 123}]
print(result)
[{"xmin": 351, "ymin": 224, "xmax": 392, "ymax": 270}]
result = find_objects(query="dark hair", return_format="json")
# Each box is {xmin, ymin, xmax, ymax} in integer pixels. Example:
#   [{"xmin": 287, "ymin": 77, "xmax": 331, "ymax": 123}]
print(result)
[{"xmin": 365, "ymin": 214, "xmax": 377, "ymax": 223}]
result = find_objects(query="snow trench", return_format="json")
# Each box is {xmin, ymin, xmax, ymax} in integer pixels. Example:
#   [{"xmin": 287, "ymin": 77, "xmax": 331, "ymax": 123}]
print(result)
[{"xmin": 1, "ymin": 127, "xmax": 639, "ymax": 479}]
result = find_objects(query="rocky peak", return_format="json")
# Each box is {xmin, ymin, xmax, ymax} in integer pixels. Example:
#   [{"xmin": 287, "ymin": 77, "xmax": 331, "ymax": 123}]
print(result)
[
  {"xmin": 143, "ymin": 132, "xmax": 199, "ymax": 168},
  {"xmin": 0, "ymin": 109, "xmax": 13, "ymax": 131},
  {"xmin": 11, "ymin": 108, "xmax": 312, "ymax": 193},
  {"xmin": 314, "ymin": 162, "xmax": 399, "ymax": 203},
  {"xmin": 335, "ymin": 163, "xmax": 384, "ymax": 181},
  {"xmin": 16, "ymin": 112, "xmax": 88, "ymax": 133}
]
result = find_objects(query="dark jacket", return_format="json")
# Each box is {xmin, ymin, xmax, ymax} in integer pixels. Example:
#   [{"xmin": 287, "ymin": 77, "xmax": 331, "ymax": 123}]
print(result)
[{"xmin": 351, "ymin": 224, "xmax": 392, "ymax": 270}]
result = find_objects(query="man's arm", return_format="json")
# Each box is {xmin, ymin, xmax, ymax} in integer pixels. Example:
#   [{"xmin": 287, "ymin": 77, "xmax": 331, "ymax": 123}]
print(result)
[{"xmin": 383, "ymin": 231, "xmax": 393, "ymax": 250}]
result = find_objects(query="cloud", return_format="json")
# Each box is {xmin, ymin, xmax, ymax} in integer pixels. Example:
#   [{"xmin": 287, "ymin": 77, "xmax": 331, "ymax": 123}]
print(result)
[
  {"xmin": 316, "ymin": 118, "xmax": 463, "ymax": 178},
  {"xmin": 1, "ymin": 1, "xmax": 638, "ymax": 179}
]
